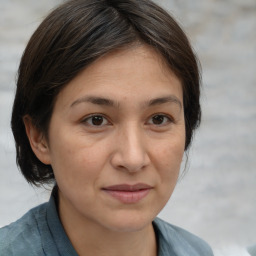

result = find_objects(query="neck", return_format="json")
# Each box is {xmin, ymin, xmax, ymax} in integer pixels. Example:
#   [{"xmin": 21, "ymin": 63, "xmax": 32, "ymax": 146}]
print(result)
[
  {"xmin": 71, "ymin": 222, "xmax": 157, "ymax": 256},
  {"xmin": 58, "ymin": 195, "xmax": 157, "ymax": 256}
]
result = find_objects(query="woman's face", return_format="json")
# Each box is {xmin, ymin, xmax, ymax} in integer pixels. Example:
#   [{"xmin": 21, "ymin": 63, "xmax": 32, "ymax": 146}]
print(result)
[{"xmin": 42, "ymin": 45, "xmax": 185, "ymax": 232}]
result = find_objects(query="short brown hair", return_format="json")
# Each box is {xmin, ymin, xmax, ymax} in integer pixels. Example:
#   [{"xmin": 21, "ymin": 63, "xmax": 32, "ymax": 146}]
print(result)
[{"xmin": 11, "ymin": 0, "xmax": 201, "ymax": 186}]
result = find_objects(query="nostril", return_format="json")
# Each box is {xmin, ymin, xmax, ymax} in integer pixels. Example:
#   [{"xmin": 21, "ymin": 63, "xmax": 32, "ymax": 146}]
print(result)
[{"xmin": 111, "ymin": 153, "xmax": 149, "ymax": 173}]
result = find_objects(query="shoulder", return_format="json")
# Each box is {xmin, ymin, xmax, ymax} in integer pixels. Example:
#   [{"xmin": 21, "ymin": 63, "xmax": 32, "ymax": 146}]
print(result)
[
  {"xmin": 0, "ymin": 202, "xmax": 48, "ymax": 256},
  {"xmin": 248, "ymin": 244, "xmax": 256, "ymax": 256},
  {"xmin": 153, "ymin": 217, "xmax": 214, "ymax": 256}
]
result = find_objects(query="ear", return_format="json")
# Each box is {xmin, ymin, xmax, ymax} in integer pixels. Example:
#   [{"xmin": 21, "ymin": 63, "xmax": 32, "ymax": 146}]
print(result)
[{"xmin": 23, "ymin": 115, "xmax": 51, "ymax": 165}]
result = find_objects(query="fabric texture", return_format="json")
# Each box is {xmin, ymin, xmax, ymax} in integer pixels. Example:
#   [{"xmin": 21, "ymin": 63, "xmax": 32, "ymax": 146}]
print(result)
[
  {"xmin": 0, "ymin": 190, "xmax": 213, "ymax": 256},
  {"xmin": 248, "ymin": 244, "xmax": 256, "ymax": 256}
]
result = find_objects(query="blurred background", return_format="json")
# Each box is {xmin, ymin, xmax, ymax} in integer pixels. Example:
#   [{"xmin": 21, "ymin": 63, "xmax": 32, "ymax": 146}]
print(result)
[{"xmin": 0, "ymin": 0, "xmax": 255, "ymax": 250}]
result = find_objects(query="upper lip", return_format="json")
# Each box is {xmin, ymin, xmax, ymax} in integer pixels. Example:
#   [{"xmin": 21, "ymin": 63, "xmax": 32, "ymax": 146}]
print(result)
[{"xmin": 102, "ymin": 183, "xmax": 152, "ymax": 191}]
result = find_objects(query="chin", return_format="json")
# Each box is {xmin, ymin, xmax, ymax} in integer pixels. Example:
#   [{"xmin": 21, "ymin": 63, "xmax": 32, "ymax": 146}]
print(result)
[{"xmin": 102, "ymin": 211, "xmax": 154, "ymax": 233}]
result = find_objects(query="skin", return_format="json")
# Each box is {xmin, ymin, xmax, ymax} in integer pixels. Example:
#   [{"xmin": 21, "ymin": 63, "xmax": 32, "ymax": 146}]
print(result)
[{"xmin": 25, "ymin": 44, "xmax": 186, "ymax": 256}]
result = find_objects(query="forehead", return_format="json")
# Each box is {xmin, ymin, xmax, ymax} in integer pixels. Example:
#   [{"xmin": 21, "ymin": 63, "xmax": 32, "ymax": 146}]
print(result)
[
  {"xmin": 54, "ymin": 44, "xmax": 183, "ymax": 109},
  {"xmin": 86, "ymin": 45, "xmax": 175, "ymax": 82}
]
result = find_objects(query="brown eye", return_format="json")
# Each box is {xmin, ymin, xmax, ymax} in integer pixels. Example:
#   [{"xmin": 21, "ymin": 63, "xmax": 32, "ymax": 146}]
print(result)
[
  {"xmin": 92, "ymin": 116, "xmax": 104, "ymax": 125},
  {"xmin": 148, "ymin": 114, "xmax": 172, "ymax": 126},
  {"xmin": 83, "ymin": 115, "xmax": 108, "ymax": 126},
  {"xmin": 152, "ymin": 115, "xmax": 164, "ymax": 125}
]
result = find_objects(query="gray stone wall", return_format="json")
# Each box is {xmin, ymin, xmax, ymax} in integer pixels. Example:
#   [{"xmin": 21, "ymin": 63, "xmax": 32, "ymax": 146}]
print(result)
[{"xmin": 0, "ymin": 0, "xmax": 255, "ymax": 249}]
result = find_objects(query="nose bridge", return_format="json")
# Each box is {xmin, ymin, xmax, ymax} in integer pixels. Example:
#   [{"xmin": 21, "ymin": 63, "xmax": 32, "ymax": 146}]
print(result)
[
  {"xmin": 124, "ymin": 123, "xmax": 143, "ymax": 156},
  {"xmin": 113, "ymin": 122, "xmax": 149, "ymax": 172}
]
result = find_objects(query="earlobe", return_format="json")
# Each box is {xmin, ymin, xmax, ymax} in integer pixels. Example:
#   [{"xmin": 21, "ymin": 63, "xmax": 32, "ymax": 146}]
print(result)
[{"xmin": 23, "ymin": 115, "xmax": 51, "ymax": 165}]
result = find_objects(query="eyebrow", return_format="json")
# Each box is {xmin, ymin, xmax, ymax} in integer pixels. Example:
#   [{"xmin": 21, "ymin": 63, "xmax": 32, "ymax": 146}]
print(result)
[
  {"xmin": 147, "ymin": 96, "xmax": 182, "ymax": 109},
  {"xmin": 70, "ymin": 95, "xmax": 182, "ymax": 109},
  {"xmin": 70, "ymin": 96, "xmax": 119, "ymax": 108}
]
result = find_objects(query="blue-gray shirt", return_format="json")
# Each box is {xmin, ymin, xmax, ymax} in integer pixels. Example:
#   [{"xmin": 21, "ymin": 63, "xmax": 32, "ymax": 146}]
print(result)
[
  {"xmin": 0, "ymin": 191, "xmax": 213, "ymax": 256},
  {"xmin": 248, "ymin": 244, "xmax": 256, "ymax": 256}
]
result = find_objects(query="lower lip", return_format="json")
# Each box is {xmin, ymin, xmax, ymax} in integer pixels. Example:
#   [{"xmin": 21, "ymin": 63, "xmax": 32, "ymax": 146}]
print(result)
[{"xmin": 103, "ymin": 189, "xmax": 151, "ymax": 204}]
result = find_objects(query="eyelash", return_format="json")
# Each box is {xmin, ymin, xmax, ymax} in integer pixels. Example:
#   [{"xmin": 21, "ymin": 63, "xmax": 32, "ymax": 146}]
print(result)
[
  {"xmin": 147, "ymin": 114, "xmax": 173, "ymax": 126},
  {"xmin": 82, "ymin": 114, "xmax": 110, "ymax": 127},
  {"xmin": 81, "ymin": 113, "xmax": 174, "ymax": 127}
]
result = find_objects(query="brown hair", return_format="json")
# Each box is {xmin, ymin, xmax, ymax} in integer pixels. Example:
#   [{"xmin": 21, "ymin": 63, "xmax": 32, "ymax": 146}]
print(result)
[{"xmin": 11, "ymin": 0, "xmax": 201, "ymax": 185}]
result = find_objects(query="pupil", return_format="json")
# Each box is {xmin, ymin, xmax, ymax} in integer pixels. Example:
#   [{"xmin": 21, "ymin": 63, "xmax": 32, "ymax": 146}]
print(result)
[
  {"xmin": 153, "ymin": 115, "xmax": 163, "ymax": 125},
  {"xmin": 92, "ymin": 116, "xmax": 103, "ymax": 125}
]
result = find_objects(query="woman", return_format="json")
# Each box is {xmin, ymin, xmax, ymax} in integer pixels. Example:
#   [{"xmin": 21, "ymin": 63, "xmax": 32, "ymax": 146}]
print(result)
[{"xmin": 0, "ymin": 0, "xmax": 213, "ymax": 255}]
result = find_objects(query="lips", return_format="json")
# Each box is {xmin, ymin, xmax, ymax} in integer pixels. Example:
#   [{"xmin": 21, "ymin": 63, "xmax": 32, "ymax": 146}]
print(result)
[{"xmin": 102, "ymin": 183, "xmax": 152, "ymax": 203}]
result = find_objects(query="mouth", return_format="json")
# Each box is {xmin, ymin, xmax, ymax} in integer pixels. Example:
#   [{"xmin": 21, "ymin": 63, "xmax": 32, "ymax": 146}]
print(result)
[{"xmin": 102, "ymin": 183, "xmax": 153, "ymax": 204}]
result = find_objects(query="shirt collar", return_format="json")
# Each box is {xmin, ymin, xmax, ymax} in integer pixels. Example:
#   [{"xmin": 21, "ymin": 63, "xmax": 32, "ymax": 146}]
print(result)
[
  {"xmin": 45, "ymin": 188, "xmax": 193, "ymax": 256},
  {"xmin": 46, "ymin": 187, "xmax": 78, "ymax": 256}
]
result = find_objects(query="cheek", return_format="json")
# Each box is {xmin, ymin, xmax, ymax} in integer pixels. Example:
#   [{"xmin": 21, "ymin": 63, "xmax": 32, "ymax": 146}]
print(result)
[
  {"xmin": 159, "ymin": 146, "xmax": 183, "ymax": 178},
  {"xmin": 154, "ymin": 135, "xmax": 184, "ymax": 168},
  {"xmin": 151, "ymin": 134, "xmax": 185, "ymax": 188},
  {"xmin": 50, "ymin": 134, "xmax": 109, "ymax": 186},
  {"xmin": 149, "ymin": 137, "xmax": 185, "ymax": 212}
]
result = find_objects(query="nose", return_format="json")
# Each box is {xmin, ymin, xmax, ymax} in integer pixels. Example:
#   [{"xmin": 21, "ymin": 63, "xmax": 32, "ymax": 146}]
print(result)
[{"xmin": 110, "ymin": 124, "xmax": 150, "ymax": 173}]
